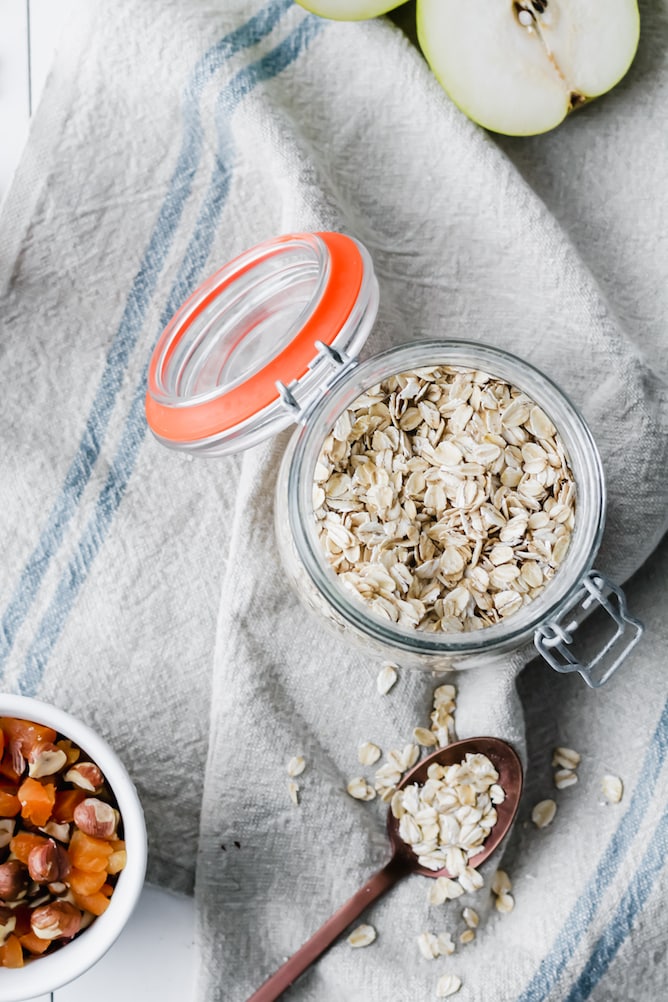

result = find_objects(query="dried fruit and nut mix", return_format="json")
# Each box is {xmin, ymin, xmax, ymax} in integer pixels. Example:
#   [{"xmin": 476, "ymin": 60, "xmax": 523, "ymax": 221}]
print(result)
[
  {"xmin": 0, "ymin": 717, "xmax": 127, "ymax": 968},
  {"xmin": 314, "ymin": 365, "xmax": 576, "ymax": 634}
]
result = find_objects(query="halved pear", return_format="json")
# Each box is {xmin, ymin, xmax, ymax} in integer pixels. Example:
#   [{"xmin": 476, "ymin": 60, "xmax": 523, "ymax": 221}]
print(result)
[
  {"xmin": 296, "ymin": 0, "xmax": 406, "ymax": 20},
  {"xmin": 417, "ymin": 0, "xmax": 640, "ymax": 136}
]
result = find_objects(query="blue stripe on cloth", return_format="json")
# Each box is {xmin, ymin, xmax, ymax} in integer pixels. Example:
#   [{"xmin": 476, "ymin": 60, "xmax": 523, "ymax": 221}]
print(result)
[
  {"xmin": 0, "ymin": 0, "xmax": 293, "ymax": 677},
  {"xmin": 18, "ymin": 12, "xmax": 325, "ymax": 696},
  {"xmin": 563, "ymin": 798, "xmax": 668, "ymax": 1002},
  {"xmin": 516, "ymin": 695, "xmax": 668, "ymax": 1002}
]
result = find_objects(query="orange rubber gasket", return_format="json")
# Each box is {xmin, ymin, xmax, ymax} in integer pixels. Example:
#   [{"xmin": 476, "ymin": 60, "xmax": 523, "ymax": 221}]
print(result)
[{"xmin": 145, "ymin": 232, "xmax": 364, "ymax": 444}]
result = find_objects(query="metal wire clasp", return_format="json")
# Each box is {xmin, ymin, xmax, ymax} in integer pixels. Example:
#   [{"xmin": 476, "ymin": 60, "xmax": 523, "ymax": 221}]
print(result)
[
  {"xmin": 276, "ymin": 340, "xmax": 357, "ymax": 421},
  {"xmin": 534, "ymin": 570, "xmax": 643, "ymax": 688}
]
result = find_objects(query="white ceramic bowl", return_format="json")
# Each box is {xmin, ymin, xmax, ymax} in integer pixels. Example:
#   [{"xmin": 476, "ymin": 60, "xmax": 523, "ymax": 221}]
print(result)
[{"xmin": 0, "ymin": 694, "xmax": 147, "ymax": 1001}]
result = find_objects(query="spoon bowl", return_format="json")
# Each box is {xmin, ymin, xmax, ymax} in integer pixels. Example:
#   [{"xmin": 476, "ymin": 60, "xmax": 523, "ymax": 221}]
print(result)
[
  {"xmin": 248, "ymin": 736, "xmax": 523, "ymax": 1002},
  {"xmin": 388, "ymin": 736, "xmax": 523, "ymax": 877}
]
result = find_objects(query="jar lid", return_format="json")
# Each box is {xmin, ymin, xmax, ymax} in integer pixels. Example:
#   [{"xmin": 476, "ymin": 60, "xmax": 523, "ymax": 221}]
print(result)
[{"xmin": 145, "ymin": 232, "xmax": 379, "ymax": 455}]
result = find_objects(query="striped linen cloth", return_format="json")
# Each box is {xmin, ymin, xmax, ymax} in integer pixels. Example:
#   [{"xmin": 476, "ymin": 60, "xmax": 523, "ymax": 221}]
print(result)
[{"xmin": 1, "ymin": 1, "xmax": 667, "ymax": 999}]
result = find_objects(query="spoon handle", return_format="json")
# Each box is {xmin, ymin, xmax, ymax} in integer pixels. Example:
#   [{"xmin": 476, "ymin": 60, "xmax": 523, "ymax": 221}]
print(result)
[{"xmin": 246, "ymin": 853, "xmax": 409, "ymax": 1002}]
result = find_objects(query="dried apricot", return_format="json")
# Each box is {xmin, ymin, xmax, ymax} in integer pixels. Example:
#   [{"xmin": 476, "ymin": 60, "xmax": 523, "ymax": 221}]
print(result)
[
  {"xmin": 18, "ymin": 777, "xmax": 55, "ymax": 827},
  {"xmin": 0, "ymin": 787, "xmax": 20, "ymax": 817},
  {"xmin": 53, "ymin": 788, "xmax": 87, "ymax": 822},
  {"xmin": 71, "ymin": 890, "xmax": 110, "ymax": 917},
  {"xmin": 0, "ymin": 934, "xmax": 24, "ymax": 968},
  {"xmin": 18, "ymin": 931, "xmax": 50, "ymax": 955},
  {"xmin": 68, "ymin": 866, "xmax": 107, "ymax": 896},
  {"xmin": 69, "ymin": 829, "xmax": 113, "ymax": 872}
]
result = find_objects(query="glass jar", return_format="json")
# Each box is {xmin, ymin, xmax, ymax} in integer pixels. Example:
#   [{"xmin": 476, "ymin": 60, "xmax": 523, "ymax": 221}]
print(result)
[{"xmin": 145, "ymin": 232, "xmax": 642, "ymax": 687}]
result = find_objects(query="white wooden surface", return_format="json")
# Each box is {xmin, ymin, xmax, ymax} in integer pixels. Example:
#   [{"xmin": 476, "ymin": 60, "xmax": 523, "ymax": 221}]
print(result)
[
  {"xmin": 56, "ymin": 884, "xmax": 197, "ymax": 1002},
  {"xmin": 18, "ymin": 885, "xmax": 197, "ymax": 1002},
  {"xmin": 0, "ymin": 0, "xmax": 29, "ymax": 202},
  {"xmin": 0, "ymin": 3, "xmax": 198, "ymax": 999}
]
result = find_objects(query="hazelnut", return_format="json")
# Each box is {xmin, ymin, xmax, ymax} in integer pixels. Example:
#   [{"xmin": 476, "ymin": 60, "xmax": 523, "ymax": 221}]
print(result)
[
  {"xmin": 0, "ymin": 819, "xmax": 16, "ymax": 850},
  {"xmin": 31, "ymin": 900, "xmax": 82, "ymax": 940},
  {"xmin": 10, "ymin": 745, "xmax": 25, "ymax": 778},
  {"xmin": 0, "ymin": 907, "xmax": 16, "ymax": 946},
  {"xmin": 28, "ymin": 742, "xmax": 68, "ymax": 779},
  {"xmin": 56, "ymin": 739, "xmax": 80, "ymax": 766},
  {"xmin": 40, "ymin": 820, "xmax": 71, "ymax": 843},
  {"xmin": 64, "ymin": 762, "xmax": 104, "ymax": 793},
  {"xmin": 73, "ymin": 798, "xmax": 118, "ymax": 839},
  {"xmin": 28, "ymin": 839, "xmax": 71, "ymax": 884},
  {"xmin": 0, "ymin": 861, "xmax": 29, "ymax": 902}
]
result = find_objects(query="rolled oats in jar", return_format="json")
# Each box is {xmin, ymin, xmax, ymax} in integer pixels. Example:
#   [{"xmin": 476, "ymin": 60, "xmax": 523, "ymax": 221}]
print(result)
[
  {"xmin": 145, "ymin": 232, "xmax": 642, "ymax": 686},
  {"xmin": 312, "ymin": 363, "xmax": 576, "ymax": 636}
]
